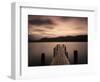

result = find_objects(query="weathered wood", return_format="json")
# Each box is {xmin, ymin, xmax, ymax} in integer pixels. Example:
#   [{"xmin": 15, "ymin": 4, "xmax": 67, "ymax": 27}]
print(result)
[
  {"xmin": 74, "ymin": 50, "xmax": 78, "ymax": 64},
  {"xmin": 51, "ymin": 44, "xmax": 70, "ymax": 65},
  {"xmin": 41, "ymin": 53, "xmax": 45, "ymax": 65}
]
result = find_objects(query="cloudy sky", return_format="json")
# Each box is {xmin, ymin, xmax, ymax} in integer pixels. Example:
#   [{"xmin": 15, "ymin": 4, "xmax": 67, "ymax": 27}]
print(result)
[{"xmin": 28, "ymin": 15, "xmax": 88, "ymax": 40}]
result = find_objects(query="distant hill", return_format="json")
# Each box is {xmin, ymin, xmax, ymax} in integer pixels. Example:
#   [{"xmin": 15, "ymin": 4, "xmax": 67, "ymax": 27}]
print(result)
[{"xmin": 29, "ymin": 35, "xmax": 88, "ymax": 42}]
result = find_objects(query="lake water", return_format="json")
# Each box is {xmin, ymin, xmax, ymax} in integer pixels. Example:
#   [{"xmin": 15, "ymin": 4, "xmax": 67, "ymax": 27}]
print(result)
[{"xmin": 28, "ymin": 42, "xmax": 87, "ymax": 66}]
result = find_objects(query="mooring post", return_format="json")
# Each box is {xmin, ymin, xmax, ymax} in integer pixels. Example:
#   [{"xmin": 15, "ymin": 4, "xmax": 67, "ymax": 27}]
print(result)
[
  {"xmin": 53, "ymin": 47, "xmax": 56, "ymax": 57},
  {"xmin": 64, "ymin": 45, "xmax": 68, "ymax": 58},
  {"xmin": 41, "ymin": 53, "xmax": 45, "ymax": 65},
  {"xmin": 74, "ymin": 50, "xmax": 78, "ymax": 64},
  {"xmin": 65, "ymin": 51, "xmax": 68, "ymax": 58}
]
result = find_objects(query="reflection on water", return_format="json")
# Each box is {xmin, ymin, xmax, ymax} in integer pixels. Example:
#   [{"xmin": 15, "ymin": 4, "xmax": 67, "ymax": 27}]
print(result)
[{"xmin": 28, "ymin": 42, "xmax": 87, "ymax": 66}]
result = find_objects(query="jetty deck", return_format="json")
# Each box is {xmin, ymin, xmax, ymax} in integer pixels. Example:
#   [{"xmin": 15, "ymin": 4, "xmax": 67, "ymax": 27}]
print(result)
[{"xmin": 51, "ymin": 44, "xmax": 70, "ymax": 65}]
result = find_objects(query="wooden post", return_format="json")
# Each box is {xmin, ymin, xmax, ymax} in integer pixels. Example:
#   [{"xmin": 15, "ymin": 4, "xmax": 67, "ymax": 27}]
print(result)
[
  {"xmin": 41, "ymin": 53, "xmax": 45, "ymax": 65},
  {"xmin": 53, "ymin": 47, "xmax": 56, "ymax": 57},
  {"xmin": 65, "ymin": 51, "xmax": 68, "ymax": 58},
  {"xmin": 74, "ymin": 50, "xmax": 78, "ymax": 64},
  {"xmin": 64, "ymin": 45, "xmax": 68, "ymax": 58}
]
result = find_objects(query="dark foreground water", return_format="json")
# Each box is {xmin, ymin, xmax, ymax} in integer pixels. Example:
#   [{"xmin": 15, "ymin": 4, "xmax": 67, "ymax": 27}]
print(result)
[{"xmin": 28, "ymin": 42, "xmax": 87, "ymax": 66}]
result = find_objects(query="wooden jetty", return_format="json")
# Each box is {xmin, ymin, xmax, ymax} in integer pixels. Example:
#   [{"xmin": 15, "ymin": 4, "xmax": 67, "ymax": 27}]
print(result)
[
  {"xmin": 40, "ymin": 44, "xmax": 78, "ymax": 65},
  {"xmin": 51, "ymin": 44, "xmax": 70, "ymax": 65}
]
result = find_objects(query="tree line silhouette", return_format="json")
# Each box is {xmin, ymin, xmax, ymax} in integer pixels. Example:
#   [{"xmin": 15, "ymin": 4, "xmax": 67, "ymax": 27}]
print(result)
[{"xmin": 29, "ymin": 35, "xmax": 87, "ymax": 42}]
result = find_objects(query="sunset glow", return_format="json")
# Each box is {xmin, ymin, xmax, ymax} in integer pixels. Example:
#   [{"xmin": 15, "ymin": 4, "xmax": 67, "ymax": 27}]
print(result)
[{"xmin": 28, "ymin": 15, "xmax": 87, "ymax": 40}]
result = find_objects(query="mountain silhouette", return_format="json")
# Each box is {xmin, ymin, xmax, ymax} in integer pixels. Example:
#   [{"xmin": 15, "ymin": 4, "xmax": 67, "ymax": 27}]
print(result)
[{"xmin": 29, "ymin": 35, "xmax": 88, "ymax": 42}]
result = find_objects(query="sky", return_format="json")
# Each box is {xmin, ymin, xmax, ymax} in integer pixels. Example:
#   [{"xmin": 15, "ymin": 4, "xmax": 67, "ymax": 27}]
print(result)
[{"xmin": 28, "ymin": 15, "xmax": 88, "ymax": 40}]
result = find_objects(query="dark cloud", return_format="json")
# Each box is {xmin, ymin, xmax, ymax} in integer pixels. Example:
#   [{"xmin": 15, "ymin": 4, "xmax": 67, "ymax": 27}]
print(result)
[
  {"xmin": 60, "ymin": 17, "xmax": 87, "ymax": 21},
  {"xmin": 79, "ymin": 18, "xmax": 88, "ymax": 24},
  {"xmin": 60, "ymin": 17, "xmax": 88, "ymax": 25},
  {"xmin": 28, "ymin": 18, "xmax": 54, "ymax": 26},
  {"xmin": 60, "ymin": 17, "xmax": 71, "ymax": 20}
]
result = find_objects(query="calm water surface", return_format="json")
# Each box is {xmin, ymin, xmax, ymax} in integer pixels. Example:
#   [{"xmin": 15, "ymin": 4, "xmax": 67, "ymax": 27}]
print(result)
[{"xmin": 28, "ymin": 42, "xmax": 87, "ymax": 66}]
